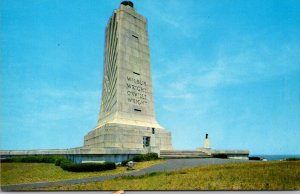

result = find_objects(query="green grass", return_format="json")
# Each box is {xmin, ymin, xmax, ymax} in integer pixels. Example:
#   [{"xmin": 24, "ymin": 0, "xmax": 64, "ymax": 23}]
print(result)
[
  {"xmin": 42, "ymin": 160, "xmax": 300, "ymax": 191},
  {"xmin": 0, "ymin": 160, "xmax": 165, "ymax": 185}
]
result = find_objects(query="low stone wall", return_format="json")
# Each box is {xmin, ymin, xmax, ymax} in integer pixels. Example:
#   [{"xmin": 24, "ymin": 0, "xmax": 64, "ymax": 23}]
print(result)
[
  {"xmin": 0, "ymin": 149, "xmax": 69, "ymax": 158},
  {"xmin": 66, "ymin": 154, "xmax": 138, "ymax": 164},
  {"xmin": 0, "ymin": 148, "xmax": 146, "ymax": 163},
  {"xmin": 0, "ymin": 148, "xmax": 250, "ymax": 162}
]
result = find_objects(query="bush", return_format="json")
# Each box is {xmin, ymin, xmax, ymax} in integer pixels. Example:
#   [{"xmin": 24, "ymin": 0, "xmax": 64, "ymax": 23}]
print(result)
[
  {"xmin": 60, "ymin": 159, "xmax": 73, "ymax": 170},
  {"xmin": 55, "ymin": 157, "xmax": 68, "ymax": 166},
  {"xmin": 132, "ymin": 155, "xmax": 144, "ymax": 162},
  {"xmin": 1, "ymin": 156, "xmax": 61, "ymax": 163},
  {"xmin": 285, "ymin": 158, "xmax": 300, "ymax": 161},
  {"xmin": 1, "ymin": 156, "xmax": 116, "ymax": 172},
  {"xmin": 212, "ymin": 154, "xmax": 228, "ymax": 159},
  {"xmin": 132, "ymin": 152, "xmax": 159, "ymax": 162},
  {"xmin": 148, "ymin": 152, "xmax": 158, "ymax": 160},
  {"xmin": 121, "ymin": 159, "xmax": 130, "ymax": 166},
  {"xmin": 1, "ymin": 158, "xmax": 14, "ymax": 163},
  {"xmin": 249, "ymin": 156, "xmax": 262, "ymax": 161},
  {"xmin": 104, "ymin": 162, "xmax": 116, "ymax": 170},
  {"xmin": 60, "ymin": 160, "xmax": 116, "ymax": 172}
]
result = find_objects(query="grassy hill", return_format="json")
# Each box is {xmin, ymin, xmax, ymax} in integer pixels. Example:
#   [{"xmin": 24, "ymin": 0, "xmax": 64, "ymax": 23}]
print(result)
[
  {"xmin": 0, "ymin": 160, "xmax": 164, "ymax": 185},
  {"xmin": 41, "ymin": 160, "xmax": 300, "ymax": 191}
]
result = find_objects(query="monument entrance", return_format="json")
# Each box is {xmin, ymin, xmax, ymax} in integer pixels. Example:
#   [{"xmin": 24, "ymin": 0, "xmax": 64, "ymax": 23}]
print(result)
[{"xmin": 143, "ymin": 136, "xmax": 150, "ymax": 147}]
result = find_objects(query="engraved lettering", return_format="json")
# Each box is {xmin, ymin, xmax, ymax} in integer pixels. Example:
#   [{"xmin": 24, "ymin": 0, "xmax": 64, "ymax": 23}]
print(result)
[{"xmin": 126, "ymin": 76, "xmax": 148, "ymax": 106}]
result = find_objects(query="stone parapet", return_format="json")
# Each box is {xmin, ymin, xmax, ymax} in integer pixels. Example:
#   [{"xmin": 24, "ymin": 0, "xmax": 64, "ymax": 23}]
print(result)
[
  {"xmin": 212, "ymin": 149, "xmax": 249, "ymax": 155},
  {"xmin": 0, "ymin": 149, "xmax": 69, "ymax": 156},
  {"xmin": 160, "ymin": 150, "xmax": 211, "ymax": 159},
  {"xmin": 0, "ymin": 148, "xmax": 147, "ymax": 156}
]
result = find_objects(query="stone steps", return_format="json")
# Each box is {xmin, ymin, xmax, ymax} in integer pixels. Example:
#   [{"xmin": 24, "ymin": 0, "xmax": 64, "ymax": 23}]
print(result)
[{"xmin": 160, "ymin": 150, "xmax": 211, "ymax": 159}]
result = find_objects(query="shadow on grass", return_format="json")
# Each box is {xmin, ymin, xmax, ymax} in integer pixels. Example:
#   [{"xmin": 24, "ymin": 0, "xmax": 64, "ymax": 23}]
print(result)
[
  {"xmin": 117, "ymin": 172, "xmax": 161, "ymax": 180},
  {"xmin": 117, "ymin": 171, "xmax": 188, "ymax": 180}
]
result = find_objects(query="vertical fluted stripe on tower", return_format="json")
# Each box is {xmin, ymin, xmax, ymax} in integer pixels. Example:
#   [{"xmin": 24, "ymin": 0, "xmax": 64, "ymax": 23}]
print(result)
[{"xmin": 99, "ymin": 12, "xmax": 118, "ymax": 121}]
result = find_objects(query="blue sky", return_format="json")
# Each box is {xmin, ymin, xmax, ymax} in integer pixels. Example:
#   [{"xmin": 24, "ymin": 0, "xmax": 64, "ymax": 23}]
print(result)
[{"xmin": 1, "ymin": 0, "xmax": 299, "ymax": 155}]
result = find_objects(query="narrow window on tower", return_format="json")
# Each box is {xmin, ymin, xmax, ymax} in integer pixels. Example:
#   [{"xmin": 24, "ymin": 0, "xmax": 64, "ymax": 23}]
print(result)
[
  {"xmin": 132, "ymin": 34, "xmax": 138, "ymax": 39},
  {"xmin": 152, "ymin": 128, "xmax": 155, "ymax": 134},
  {"xmin": 134, "ymin": 109, "xmax": 141, "ymax": 112},
  {"xmin": 133, "ymin": 72, "xmax": 140, "ymax": 75}
]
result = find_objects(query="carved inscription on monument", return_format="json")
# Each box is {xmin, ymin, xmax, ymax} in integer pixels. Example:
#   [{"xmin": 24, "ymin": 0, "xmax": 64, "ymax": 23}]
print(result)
[{"xmin": 126, "ymin": 76, "xmax": 148, "ymax": 106}]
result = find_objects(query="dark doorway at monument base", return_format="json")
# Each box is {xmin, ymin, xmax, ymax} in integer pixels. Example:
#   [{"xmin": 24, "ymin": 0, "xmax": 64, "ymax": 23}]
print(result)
[{"xmin": 143, "ymin": 136, "xmax": 151, "ymax": 147}]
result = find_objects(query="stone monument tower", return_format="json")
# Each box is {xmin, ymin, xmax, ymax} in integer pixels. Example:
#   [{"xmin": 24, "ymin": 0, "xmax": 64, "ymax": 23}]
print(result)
[{"xmin": 84, "ymin": 1, "xmax": 173, "ymax": 153}]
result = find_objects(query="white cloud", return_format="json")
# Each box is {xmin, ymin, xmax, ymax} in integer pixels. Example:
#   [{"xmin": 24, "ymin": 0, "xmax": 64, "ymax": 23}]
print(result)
[{"xmin": 142, "ymin": 0, "xmax": 208, "ymax": 38}]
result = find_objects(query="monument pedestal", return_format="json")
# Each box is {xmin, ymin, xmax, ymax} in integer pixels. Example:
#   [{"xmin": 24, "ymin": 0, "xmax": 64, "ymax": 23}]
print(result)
[
  {"xmin": 84, "ymin": 123, "xmax": 172, "ymax": 152},
  {"xmin": 196, "ymin": 148, "xmax": 212, "ymax": 155}
]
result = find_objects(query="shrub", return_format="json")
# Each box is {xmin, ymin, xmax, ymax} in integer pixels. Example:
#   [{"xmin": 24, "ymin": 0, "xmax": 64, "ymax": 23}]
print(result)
[
  {"xmin": 104, "ymin": 162, "xmax": 116, "ymax": 170},
  {"xmin": 1, "ymin": 158, "xmax": 13, "ymax": 163},
  {"xmin": 249, "ymin": 156, "xmax": 262, "ymax": 161},
  {"xmin": 212, "ymin": 153, "xmax": 228, "ymax": 159},
  {"xmin": 121, "ymin": 159, "xmax": 130, "ymax": 166},
  {"xmin": 132, "ymin": 155, "xmax": 144, "ymax": 162},
  {"xmin": 55, "ymin": 157, "xmax": 68, "ymax": 166},
  {"xmin": 132, "ymin": 152, "xmax": 159, "ymax": 162},
  {"xmin": 60, "ymin": 159, "xmax": 73, "ymax": 170},
  {"xmin": 285, "ymin": 158, "xmax": 300, "ymax": 161},
  {"xmin": 144, "ymin": 152, "xmax": 159, "ymax": 160},
  {"xmin": 60, "ymin": 161, "xmax": 116, "ymax": 172},
  {"xmin": 0, "ymin": 156, "xmax": 61, "ymax": 163},
  {"xmin": 1, "ymin": 156, "xmax": 116, "ymax": 172}
]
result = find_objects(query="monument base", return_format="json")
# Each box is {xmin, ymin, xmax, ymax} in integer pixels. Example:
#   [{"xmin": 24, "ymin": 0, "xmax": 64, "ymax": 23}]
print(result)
[
  {"xmin": 0, "ymin": 148, "xmax": 249, "ymax": 163},
  {"xmin": 0, "ymin": 148, "xmax": 152, "ymax": 164},
  {"xmin": 83, "ymin": 123, "xmax": 173, "ymax": 152},
  {"xmin": 196, "ymin": 147, "xmax": 212, "ymax": 155}
]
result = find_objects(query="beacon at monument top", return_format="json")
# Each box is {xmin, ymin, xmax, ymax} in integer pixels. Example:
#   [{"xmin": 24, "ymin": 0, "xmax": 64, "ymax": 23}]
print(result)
[
  {"xmin": 121, "ymin": 1, "xmax": 134, "ymax": 8},
  {"xmin": 83, "ymin": 0, "xmax": 173, "ymax": 152}
]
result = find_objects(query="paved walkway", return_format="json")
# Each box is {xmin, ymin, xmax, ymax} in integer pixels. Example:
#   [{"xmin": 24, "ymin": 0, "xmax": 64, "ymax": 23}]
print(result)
[{"xmin": 1, "ymin": 158, "xmax": 253, "ymax": 191}]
